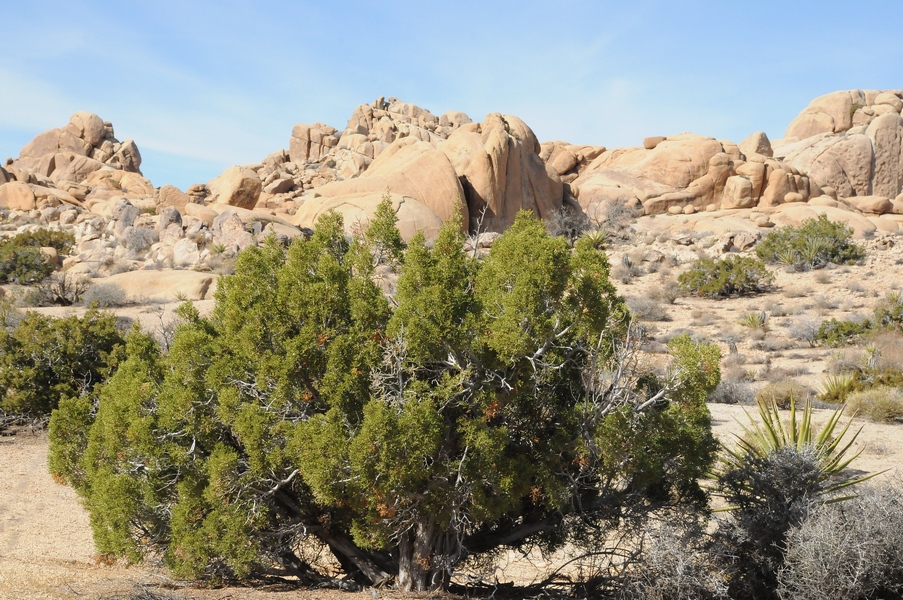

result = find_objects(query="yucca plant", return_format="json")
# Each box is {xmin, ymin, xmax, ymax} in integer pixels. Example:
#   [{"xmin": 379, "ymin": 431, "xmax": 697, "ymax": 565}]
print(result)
[
  {"xmin": 818, "ymin": 372, "xmax": 857, "ymax": 403},
  {"xmin": 711, "ymin": 398, "xmax": 882, "ymax": 596},
  {"xmin": 738, "ymin": 310, "xmax": 769, "ymax": 333},
  {"xmin": 715, "ymin": 397, "xmax": 878, "ymax": 507}
]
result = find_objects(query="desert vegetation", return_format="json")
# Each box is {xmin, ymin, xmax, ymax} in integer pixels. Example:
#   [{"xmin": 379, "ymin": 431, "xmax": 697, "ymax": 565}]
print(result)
[{"xmin": 0, "ymin": 206, "xmax": 897, "ymax": 600}]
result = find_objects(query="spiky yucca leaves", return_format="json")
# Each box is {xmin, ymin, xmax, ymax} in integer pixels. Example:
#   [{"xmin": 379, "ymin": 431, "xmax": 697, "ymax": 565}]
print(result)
[{"xmin": 716, "ymin": 398, "xmax": 877, "ymax": 505}]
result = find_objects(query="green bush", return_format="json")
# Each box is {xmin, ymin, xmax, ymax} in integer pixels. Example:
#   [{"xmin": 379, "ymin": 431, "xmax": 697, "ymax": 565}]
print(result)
[
  {"xmin": 819, "ymin": 368, "xmax": 903, "ymax": 403},
  {"xmin": 755, "ymin": 214, "xmax": 864, "ymax": 270},
  {"xmin": 49, "ymin": 211, "xmax": 723, "ymax": 592},
  {"xmin": 0, "ymin": 309, "xmax": 124, "ymax": 416},
  {"xmin": 678, "ymin": 255, "xmax": 774, "ymax": 298},
  {"xmin": 0, "ymin": 230, "xmax": 75, "ymax": 284},
  {"xmin": 815, "ymin": 317, "xmax": 873, "ymax": 346}
]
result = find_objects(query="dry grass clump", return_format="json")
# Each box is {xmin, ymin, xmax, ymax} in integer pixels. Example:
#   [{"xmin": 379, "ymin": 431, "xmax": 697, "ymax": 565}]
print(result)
[
  {"xmin": 626, "ymin": 295, "xmax": 670, "ymax": 322},
  {"xmin": 755, "ymin": 380, "xmax": 811, "ymax": 409},
  {"xmin": 844, "ymin": 386, "xmax": 903, "ymax": 422}
]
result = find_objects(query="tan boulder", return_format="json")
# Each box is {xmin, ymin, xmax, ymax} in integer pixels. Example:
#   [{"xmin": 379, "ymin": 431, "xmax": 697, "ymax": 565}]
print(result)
[
  {"xmin": 721, "ymin": 176, "xmax": 754, "ymax": 209},
  {"xmin": 866, "ymin": 113, "xmax": 903, "ymax": 198},
  {"xmin": 780, "ymin": 133, "xmax": 874, "ymax": 198},
  {"xmin": 784, "ymin": 192, "xmax": 804, "ymax": 203},
  {"xmin": 738, "ymin": 131, "xmax": 773, "ymax": 158},
  {"xmin": 108, "ymin": 139, "xmax": 142, "ymax": 173},
  {"xmin": 292, "ymin": 191, "xmax": 444, "ymax": 242},
  {"xmin": 157, "ymin": 184, "xmax": 191, "ymax": 211},
  {"xmin": 441, "ymin": 113, "xmax": 560, "ymax": 230},
  {"xmin": 105, "ymin": 270, "xmax": 218, "ymax": 303},
  {"xmin": 289, "ymin": 122, "xmax": 339, "ymax": 163},
  {"xmin": 69, "ymin": 112, "xmax": 106, "ymax": 147},
  {"xmin": 0, "ymin": 182, "xmax": 37, "ymax": 210},
  {"xmin": 784, "ymin": 90, "xmax": 865, "ymax": 139},
  {"xmin": 893, "ymin": 194, "xmax": 903, "ymax": 215},
  {"xmin": 874, "ymin": 91, "xmax": 903, "ymax": 113},
  {"xmin": 183, "ymin": 202, "xmax": 218, "ymax": 226},
  {"xmin": 644, "ymin": 136, "xmax": 666, "ymax": 150},
  {"xmin": 317, "ymin": 136, "xmax": 467, "ymax": 228},
  {"xmin": 208, "ymin": 166, "xmax": 262, "ymax": 209},
  {"xmin": 846, "ymin": 195, "xmax": 893, "ymax": 214}
]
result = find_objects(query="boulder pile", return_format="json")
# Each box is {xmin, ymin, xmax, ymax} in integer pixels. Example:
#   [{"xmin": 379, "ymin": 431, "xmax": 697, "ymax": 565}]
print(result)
[{"xmin": 2, "ymin": 90, "xmax": 903, "ymax": 291}]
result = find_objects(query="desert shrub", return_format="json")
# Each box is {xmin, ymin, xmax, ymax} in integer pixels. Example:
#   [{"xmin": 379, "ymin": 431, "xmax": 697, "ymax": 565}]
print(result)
[
  {"xmin": 755, "ymin": 380, "xmax": 811, "ymax": 409},
  {"xmin": 815, "ymin": 317, "xmax": 872, "ymax": 346},
  {"xmin": 778, "ymin": 481, "xmax": 903, "ymax": 600},
  {"xmin": 49, "ymin": 211, "xmax": 723, "ymax": 592},
  {"xmin": 5, "ymin": 229, "xmax": 75, "ymax": 253},
  {"xmin": 738, "ymin": 310, "xmax": 770, "ymax": 333},
  {"xmin": 82, "ymin": 282, "xmax": 128, "ymax": 308},
  {"xmin": 787, "ymin": 317, "xmax": 821, "ymax": 347},
  {"xmin": 843, "ymin": 386, "xmax": 903, "ymax": 422},
  {"xmin": 0, "ymin": 230, "xmax": 75, "ymax": 284},
  {"xmin": 755, "ymin": 214, "xmax": 865, "ymax": 270},
  {"xmin": 364, "ymin": 194, "xmax": 405, "ymax": 267},
  {"xmin": 678, "ymin": 255, "xmax": 773, "ymax": 298},
  {"xmin": 34, "ymin": 271, "xmax": 91, "ymax": 306},
  {"xmin": 626, "ymin": 295, "xmax": 669, "ymax": 321},
  {"xmin": 620, "ymin": 521, "xmax": 728, "ymax": 600},
  {"xmin": 708, "ymin": 380, "xmax": 755, "ymax": 405},
  {"xmin": 0, "ymin": 309, "xmax": 124, "ymax": 417},
  {"xmin": 819, "ymin": 368, "xmax": 903, "ymax": 404},
  {"xmin": 712, "ymin": 399, "xmax": 876, "ymax": 598}
]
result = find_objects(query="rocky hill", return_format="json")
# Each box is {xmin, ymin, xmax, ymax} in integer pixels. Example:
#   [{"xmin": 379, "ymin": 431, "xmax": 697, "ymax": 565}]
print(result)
[{"xmin": 1, "ymin": 89, "xmax": 902, "ymax": 295}]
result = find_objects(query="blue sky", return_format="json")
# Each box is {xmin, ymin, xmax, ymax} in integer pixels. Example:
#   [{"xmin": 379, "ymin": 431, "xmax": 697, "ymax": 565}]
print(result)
[{"xmin": 2, "ymin": 0, "xmax": 901, "ymax": 190}]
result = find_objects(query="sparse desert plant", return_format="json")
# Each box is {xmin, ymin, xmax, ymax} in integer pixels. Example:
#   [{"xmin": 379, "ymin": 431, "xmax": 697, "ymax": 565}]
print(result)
[
  {"xmin": 756, "ymin": 214, "xmax": 865, "ymax": 270},
  {"xmin": 678, "ymin": 255, "xmax": 774, "ymax": 298},
  {"xmin": 755, "ymin": 380, "xmax": 811, "ymax": 409},
  {"xmin": 843, "ymin": 386, "xmax": 903, "ymax": 422},
  {"xmin": 620, "ymin": 521, "xmax": 729, "ymax": 600},
  {"xmin": 35, "ymin": 271, "xmax": 91, "ymax": 306},
  {"xmin": 738, "ymin": 310, "xmax": 769, "ymax": 335},
  {"xmin": 626, "ymin": 295, "xmax": 669, "ymax": 322},
  {"xmin": 788, "ymin": 317, "xmax": 821, "ymax": 347},
  {"xmin": 708, "ymin": 380, "xmax": 755, "ymax": 405},
  {"xmin": 649, "ymin": 279, "xmax": 679, "ymax": 304},
  {"xmin": 778, "ymin": 480, "xmax": 903, "ymax": 600},
  {"xmin": 817, "ymin": 372, "xmax": 857, "ymax": 404},
  {"xmin": 81, "ymin": 282, "xmax": 128, "ymax": 308}
]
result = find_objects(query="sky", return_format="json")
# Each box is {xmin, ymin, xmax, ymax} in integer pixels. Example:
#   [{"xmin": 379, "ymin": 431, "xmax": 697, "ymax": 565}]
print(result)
[{"xmin": 2, "ymin": 0, "xmax": 902, "ymax": 191}]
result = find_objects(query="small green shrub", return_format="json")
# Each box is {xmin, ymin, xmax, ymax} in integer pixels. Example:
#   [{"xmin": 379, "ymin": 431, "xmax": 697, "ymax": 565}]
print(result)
[
  {"xmin": 0, "ymin": 230, "xmax": 75, "ymax": 284},
  {"xmin": 738, "ymin": 311, "xmax": 769, "ymax": 333},
  {"xmin": 678, "ymin": 255, "xmax": 774, "ymax": 298},
  {"xmin": 819, "ymin": 368, "xmax": 903, "ymax": 403},
  {"xmin": 756, "ymin": 214, "xmax": 865, "ymax": 270},
  {"xmin": 845, "ymin": 386, "xmax": 903, "ymax": 422},
  {"xmin": 0, "ymin": 309, "xmax": 124, "ymax": 416},
  {"xmin": 815, "ymin": 318, "xmax": 872, "ymax": 346}
]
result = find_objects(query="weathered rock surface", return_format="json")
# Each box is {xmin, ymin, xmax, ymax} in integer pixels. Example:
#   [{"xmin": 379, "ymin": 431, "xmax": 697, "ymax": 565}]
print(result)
[{"xmin": 441, "ymin": 113, "xmax": 563, "ymax": 230}]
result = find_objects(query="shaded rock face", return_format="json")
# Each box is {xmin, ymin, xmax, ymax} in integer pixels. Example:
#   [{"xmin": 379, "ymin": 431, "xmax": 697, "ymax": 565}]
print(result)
[{"xmin": 441, "ymin": 113, "xmax": 563, "ymax": 231}]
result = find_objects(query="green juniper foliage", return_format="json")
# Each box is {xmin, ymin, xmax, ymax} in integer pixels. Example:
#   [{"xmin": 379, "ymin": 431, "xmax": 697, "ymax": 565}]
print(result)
[
  {"xmin": 678, "ymin": 255, "xmax": 774, "ymax": 298},
  {"xmin": 0, "ymin": 230, "xmax": 75, "ymax": 284},
  {"xmin": 0, "ymin": 309, "xmax": 123, "ymax": 417},
  {"xmin": 755, "ymin": 214, "xmax": 864, "ymax": 271},
  {"xmin": 50, "ymin": 211, "xmax": 722, "ymax": 592}
]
